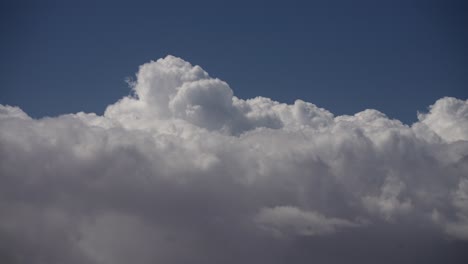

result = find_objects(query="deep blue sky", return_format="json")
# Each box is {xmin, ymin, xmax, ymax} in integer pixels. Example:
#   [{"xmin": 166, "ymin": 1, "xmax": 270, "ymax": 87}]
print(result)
[{"xmin": 1, "ymin": 0, "xmax": 467, "ymax": 124}]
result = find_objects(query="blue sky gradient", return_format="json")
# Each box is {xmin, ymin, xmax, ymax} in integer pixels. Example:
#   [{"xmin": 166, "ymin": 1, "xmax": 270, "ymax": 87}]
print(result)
[{"xmin": 1, "ymin": 0, "xmax": 467, "ymax": 124}]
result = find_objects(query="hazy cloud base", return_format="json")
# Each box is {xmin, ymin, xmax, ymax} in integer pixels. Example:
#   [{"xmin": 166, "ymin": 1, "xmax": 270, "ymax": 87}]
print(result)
[{"xmin": 1, "ymin": 56, "xmax": 467, "ymax": 263}]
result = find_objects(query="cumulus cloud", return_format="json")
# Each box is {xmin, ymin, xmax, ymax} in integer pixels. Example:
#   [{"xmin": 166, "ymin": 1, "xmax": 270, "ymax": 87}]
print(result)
[
  {"xmin": 362, "ymin": 175, "xmax": 413, "ymax": 221},
  {"xmin": 418, "ymin": 97, "xmax": 468, "ymax": 142},
  {"xmin": 1, "ymin": 55, "xmax": 467, "ymax": 263}
]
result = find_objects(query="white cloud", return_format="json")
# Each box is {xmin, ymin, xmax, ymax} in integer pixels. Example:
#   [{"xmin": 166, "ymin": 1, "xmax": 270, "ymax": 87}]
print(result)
[
  {"xmin": 1, "ymin": 55, "xmax": 467, "ymax": 263},
  {"xmin": 255, "ymin": 206, "xmax": 358, "ymax": 236},
  {"xmin": 363, "ymin": 175, "xmax": 413, "ymax": 221},
  {"xmin": 418, "ymin": 96, "xmax": 468, "ymax": 142}
]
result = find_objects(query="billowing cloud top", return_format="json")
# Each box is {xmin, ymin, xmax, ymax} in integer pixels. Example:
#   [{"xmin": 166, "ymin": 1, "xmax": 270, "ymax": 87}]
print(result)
[{"xmin": 1, "ymin": 55, "xmax": 467, "ymax": 263}]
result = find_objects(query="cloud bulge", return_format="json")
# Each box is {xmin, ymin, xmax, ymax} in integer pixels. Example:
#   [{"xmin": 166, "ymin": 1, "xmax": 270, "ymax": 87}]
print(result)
[{"xmin": 1, "ymin": 55, "xmax": 467, "ymax": 263}]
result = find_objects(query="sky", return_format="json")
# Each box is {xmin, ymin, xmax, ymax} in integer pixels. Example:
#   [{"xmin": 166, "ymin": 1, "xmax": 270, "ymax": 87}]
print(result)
[
  {"xmin": 1, "ymin": 1, "xmax": 468, "ymax": 264},
  {"xmin": 1, "ymin": 0, "xmax": 467, "ymax": 123}
]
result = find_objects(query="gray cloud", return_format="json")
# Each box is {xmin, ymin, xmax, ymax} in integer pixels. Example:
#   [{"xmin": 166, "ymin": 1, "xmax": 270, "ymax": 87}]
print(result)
[{"xmin": 1, "ymin": 55, "xmax": 467, "ymax": 263}]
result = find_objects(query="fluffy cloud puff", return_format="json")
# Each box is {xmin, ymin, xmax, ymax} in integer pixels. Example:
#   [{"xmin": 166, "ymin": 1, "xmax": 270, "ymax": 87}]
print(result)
[{"xmin": 1, "ymin": 55, "xmax": 467, "ymax": 264}]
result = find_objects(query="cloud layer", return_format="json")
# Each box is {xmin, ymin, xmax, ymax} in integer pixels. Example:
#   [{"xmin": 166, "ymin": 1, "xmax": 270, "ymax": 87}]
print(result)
[{"xmin": 1, "ymin": 55, "xmax": 467, "ymax": 263}]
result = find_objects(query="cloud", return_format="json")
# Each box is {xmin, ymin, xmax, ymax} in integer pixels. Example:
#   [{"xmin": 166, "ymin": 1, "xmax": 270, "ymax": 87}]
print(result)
[
  {"xmin": 418, "ymin": 96, "xmax": 468, "ymax": 142},
  {"xmin": 1, "ymin": 55, "xmax": 468, "ymax": 263},
  {"xmin": 362, "ymin": 175, "xmax": 413, "ymax": 221},
  {"xmin": 255, "ymin": 206, "xmax": 359, "ymax": 236}
]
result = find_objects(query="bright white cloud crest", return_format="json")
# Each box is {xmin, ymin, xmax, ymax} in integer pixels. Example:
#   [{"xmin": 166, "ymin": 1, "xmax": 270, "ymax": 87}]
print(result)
[{"xmin": 1, "ymin": 55, "xmax": 467, "ymax": 263}]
